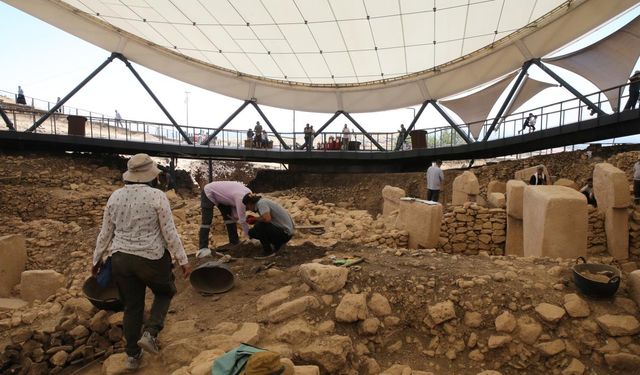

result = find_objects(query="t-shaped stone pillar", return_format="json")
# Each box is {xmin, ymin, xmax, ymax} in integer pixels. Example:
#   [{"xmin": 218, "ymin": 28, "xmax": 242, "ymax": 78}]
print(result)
[
  {"xmin": 593, "ymin": 163, "xmax": 630, "ymax": 260},
  {"xmin": 396, "ymin": 199, "xmax": 442, "ymax": 249},
  {"xmin": 523, "ymin": 186, "xmax": 587, "ymax": 259},
  {"xmin": 452, "ymin": 171, "xmax": 480, "ymax": 205}
]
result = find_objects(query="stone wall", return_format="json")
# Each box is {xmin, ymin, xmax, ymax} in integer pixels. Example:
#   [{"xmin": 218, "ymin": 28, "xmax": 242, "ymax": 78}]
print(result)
[
  {"xmin": 629, "ymin": 206, "xmax": 640, "ymax": 258},
  {"xmin": 438, "ymin": 203, "xmax": 507, "ymax": 255},
  {"xmin": 588, "ymin": 207, "xmax": 606, "ymax": 255}
]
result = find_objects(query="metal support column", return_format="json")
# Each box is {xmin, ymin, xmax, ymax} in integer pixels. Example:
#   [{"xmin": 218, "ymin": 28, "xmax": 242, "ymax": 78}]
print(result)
[
  {"xmin": 27, "ymin": 53, "xmax": 118, "ymax": 132},
  {"xmin": 208, "ymin": 159, "xmax": 213, "ymax": 182},
  {"xmin": 431, "ymin": 101, "xmax": 474, "ymax": 144},
  {"xmin": 250, "ymin": 101, "xmax": 290, "ymax": 150},
  {"xmin": 482, "ymin": 61, "xmax": 532, "ymax": 141},
  {"xmin": 114, "ymin": 54, "xmax": 192, "ymax": 144},
  {"xmin": 341, "ymin": 111, "xmax": 385, "ymax": 151},
  {"xmin": 533, "ymin": 59, "xmax": 606, "ymax": 117},
  {"xmin": 396, "ymin": 101, "xmax": 429, "ymax": 150},
  {"xmin": 202, "ymin": 100, "xmax": 251, "ymax": 145},
  {"xmin": 0, "ymin": 105, "xmax": 15, "ymax": 131}
]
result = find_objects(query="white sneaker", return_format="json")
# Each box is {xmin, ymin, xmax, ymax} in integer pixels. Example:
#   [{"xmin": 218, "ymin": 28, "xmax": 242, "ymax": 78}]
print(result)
[
  {"xmin": 125, "ymin": 350, "xmax": 143, "ymax": 370},
  {"xmin": 137, "ymin": 331, "xmax": 159, "ymax": 355},
  {"xmin": 196, "ymin": 248, "xmax": 212, "ymax": 258}
]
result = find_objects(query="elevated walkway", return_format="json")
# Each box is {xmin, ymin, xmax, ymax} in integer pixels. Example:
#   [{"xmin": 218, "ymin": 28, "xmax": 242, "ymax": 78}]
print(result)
[{"xmin": 1, "ymin": 109, "xmax": 638, "ymax": 173}]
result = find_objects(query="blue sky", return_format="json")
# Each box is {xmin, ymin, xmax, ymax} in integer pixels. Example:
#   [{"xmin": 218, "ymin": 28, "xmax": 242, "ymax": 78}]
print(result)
[{"xmin": 0, "ymin": 2, "xmax": 638, "ymax": 136}]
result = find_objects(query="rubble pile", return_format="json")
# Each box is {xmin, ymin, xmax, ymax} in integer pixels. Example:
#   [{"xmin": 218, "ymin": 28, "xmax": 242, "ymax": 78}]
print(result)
[{"xmin": 438, "ymin": 203, "xmax": 507, "ymax": 255}]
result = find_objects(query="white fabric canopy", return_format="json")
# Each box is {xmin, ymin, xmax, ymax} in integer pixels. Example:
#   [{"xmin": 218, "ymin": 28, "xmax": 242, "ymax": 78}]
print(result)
[
  {"xmin": 544, "ymin": 15, "xmax": 640, "ymax": 110},
  {"xmin": 440, "ymin": 72, "xmax": 518, "ymax": 139},
  {"xmin": 507, "ymin": 77, "xmax": 557, "ymax": 115},
  {"xmin": 3, "ymin": 0, "xmax": 638, "ymax": 113}
]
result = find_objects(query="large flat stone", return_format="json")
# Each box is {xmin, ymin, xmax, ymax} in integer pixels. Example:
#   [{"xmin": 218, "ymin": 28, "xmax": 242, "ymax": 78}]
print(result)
[
  {"xmin": 630, "ymin": 270, "xmax": 640, "ymax": 310},
  {"xmin": 298, "ymin": 264, "xmax": 348, "ymax": 294},
  {"xmin": 523, "ymin": 186, "xmax": 587, "ymax": 259},
  {"xmin": 395, "ymin": 199, "xmax": 441, "ymax": 249},
  {"xmin": 0, "ymin": 235, "xmax": 27, "ymax": 297},
  {"xmin": 0, "ymin": 298, "xmax": 28, "ymax": 310},
  {"xmin": 20, "ymin": 270, "xmax": 65, "ymax": 303},
  {"xmin": 596, "ymin": 314, "xmax": 640, "ymax": 336}
]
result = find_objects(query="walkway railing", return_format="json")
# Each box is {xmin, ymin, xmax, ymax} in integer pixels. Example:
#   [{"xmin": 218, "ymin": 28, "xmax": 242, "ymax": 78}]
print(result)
[{"xmin": 0, "ymin": 82, "xmax": 635, "ymax": 153}]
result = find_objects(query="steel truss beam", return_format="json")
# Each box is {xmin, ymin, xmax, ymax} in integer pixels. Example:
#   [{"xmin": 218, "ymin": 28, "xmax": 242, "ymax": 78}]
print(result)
[
  {"xmin": 115, "ymin": 54, "xmax": 192, "ymax": 144},
  {"xmin": 26, "ymin": 53, "xmax": 192, "ymax": 144},
  {"xmin": 341, "ymin": 112, "xmax": 385, "ymax": 151},
  {"xmin": 533, "ymin": 59, "xmax": 606, "ymax": 117},
  {"xmin": 482, "ymin": 61, "xmax": 533, "ymax": 142},
  {"xmin": 0, "ymin": 104, "xmax": 15, "ymax": 131},
  {"xmin": 202, "ymin": 100, "xmax": 250, "ymax": 145},
  {"xmin": 250, "ymin": 101, "xmax": 290, "ymax": 150}
]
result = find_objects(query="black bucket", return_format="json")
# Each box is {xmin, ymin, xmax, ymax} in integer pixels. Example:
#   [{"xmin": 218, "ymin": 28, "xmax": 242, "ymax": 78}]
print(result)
[
  {"xmin": 82, "ymin": 276, "xmax": 123, "ymax": 311},
  {"xmin": 189, "ymin": 261, "xmax": 235, "ymax": 294},
  {"xmin": 572, "ymin": 257, "xmax": 621, "ymax": 299}
]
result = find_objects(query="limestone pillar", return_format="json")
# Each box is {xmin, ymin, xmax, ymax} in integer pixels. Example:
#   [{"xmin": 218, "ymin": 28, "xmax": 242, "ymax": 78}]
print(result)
[
  {"xmin": 505, "ymin": 180, "xmax": 526, "ymax": 256},
  {"xmin": 0, "ymin": 235, "xmax": 27, "ymax": 297},
  {"xmin": 523, "ymin": 186, "xmax": 587, "ymax": 259},
  {"xmin": 487, "ymin": 181, "xmax": 506, "ymax": 195},
  {"xmin": 382, "ymin": 186, "xmax": 405, "ymax": 218},
  {"xmin": 452, "ymin": 171, "xmax": 480, "ymax": 205},
  {"xmin": 593, "ymin": 163, "xmax": 630, "ymax": 259},
  {"xmin": 396, "ymin": 199, "xmax": 442, "ymax": 249}
]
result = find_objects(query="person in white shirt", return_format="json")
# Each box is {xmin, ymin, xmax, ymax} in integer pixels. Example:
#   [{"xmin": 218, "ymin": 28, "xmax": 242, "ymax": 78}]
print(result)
[
  {"xmin": 426, "ymin": 160, "xmax": 444, "ymax": 202},
  {"xmin": 93, "ymin": 153, "xmax": 191, "ymax": 370},
  {"xmin": 341, "ymin": 124, "xmax": 350, "ymax": 151}
]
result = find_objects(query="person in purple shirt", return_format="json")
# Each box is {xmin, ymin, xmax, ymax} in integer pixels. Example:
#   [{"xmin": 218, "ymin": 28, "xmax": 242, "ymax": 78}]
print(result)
[{"xmin": 198, "ymin": 181, "xmax": 251, "ymax": 255}]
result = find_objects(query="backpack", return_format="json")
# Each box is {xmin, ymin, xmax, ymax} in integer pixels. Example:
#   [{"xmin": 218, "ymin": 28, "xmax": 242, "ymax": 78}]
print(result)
[{"xmin": 211, "ymin": 343, "xmax": 265, "ymax": 375}]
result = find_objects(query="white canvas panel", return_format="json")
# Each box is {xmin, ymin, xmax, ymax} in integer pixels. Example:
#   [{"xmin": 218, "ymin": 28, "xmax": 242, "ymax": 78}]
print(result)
[
  {"xmin": 271, "ymin": 53, "xmax": 307, "ymax": 79},
  {"xmin": 350, "ymin": 50, "xmax": 382, "ymax": 79},
  {"xmin": 400, "ymin": 0, "xmax": 432, "ymax": 14},
  {"xmin": 378, "ymin": 47, "xmax": 407, "ymax": 77},
  {"xmin": 440, "ymin": 71, "xmax": 518, "ymax": 128},
  {"xmin": 370, "ymin": 16, "xmax": 403, "ymax": 48},
  {"xmin": 202, "ymin": 51, "xmax": 234, "ymax": 69},
  {"xmin": 544, "ymin": 16, "xmax": 640, "ymax": 110},
  {"xmin": 199, "ymin": 0, "xmax": 244, "ymax": 24},
  {"xmin": 225, "ymin": 25, "xmax": 257, "ymax": 40},
  {"xmin": 227, "ymin": 1, "xmax": 272, "ymax": 25},
  {"xmin": 263, "ymin": 0, "xmax": 303, "ymax": 24},
  {"xmin": 250, "ymin": 25, "xmax": 284, "ymax": 40},
  {"xmin": 462, "ymin": 34, "xmax": 495, "ymax": 56},
  {"xmin": 466, "ymin": 1, "xmax": 502, "ymax": 36},
  {"xmin": 126, "ymin": 5, "xmax": 164, "ymax": 23},
  {"xmin": 199, "ymin": 25, "xmax": 241, "ymax": 53},
  {"xmin": 329, "ymin": 0, "xmax": 366, "ymax": 20},
  {"xmin": 338, "ymin": 20, "xmax": 374, "ymax": 50},
  {"xmin": 261, "ymin": 40, "xmax": 291, "ymax": 54},
  {"xmin": 295, "ymin": 0, "xmax": 334, "ymax": 22},
  {"xmin": 224, "ymin": 53, "xmax": 261, "ymax": 76},
  {"xmin": 279, "ymin": 24, "xmax": 318, "ymax": 53},
  {"xmin": 323, "ymin": 52, "xmax": 356, "ymax": 78},
  {"xmin": 174, "ymin": 25, "xmax": 217, "ymax": 51},
  {"xmin": 435, "ymin": 40, "xmax": 463, "ymax": 67},
  {"xmin": 435, "ymin": 6, "xmax": 466, "ymax": 42},
  {"xmin": 247, "ymin": 54, "xmax": 282, "ymax": 77},
  {"xmin": 364, "ymin": 0, "xmax": 399, "ymax": 17},
  {"xmin": 308, "ymin": 22, "xmax": 346, "ymax": 52},
  {"xmin": 296, "ymin": 54, "xmax": 332, "ymax": 80},
  {"xmin": 499, "ymin": 1, "xmax": 535, "ymax": 31},
  {"xmin": 150, "ymin": 0, "xmax": 190, "ymax": 24},
  {"xmin": 508, "ymin": 77, "xmax": 556, "ymax": 115},
  {"xmin": 173, "ymin": 0, "xmax": 215, "ymax": 24},
  {"xmin": 236, "ymin": 39, "xmax": 267, "ymax": 54},
  {"xmin": 402, "ymin": 12, "xmax": 434, "ymax": 46},
  {"xmin": 406, "ymin": 44, "xmax": 435, "ymax": 73}
]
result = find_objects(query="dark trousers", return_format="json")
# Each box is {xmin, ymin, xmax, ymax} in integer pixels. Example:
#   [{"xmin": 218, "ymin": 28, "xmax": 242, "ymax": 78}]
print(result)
[
  {"xmin": 199, "ymin": 191, "xmax": 239, "ymax": 249},
  {"xmin": 634, "ymin": 180, "xmax": 640, "ymax": 202},
  {"xmin": 248, "ymin": 222, "xmax": 291, "ymax": 253},
  {"xmin": 112, "ymin": 250, "xmax": 176, "ymax": 357},
  {"xmin": 625, "ymin": 88, "xmax": 639, "ymax": 110},
  {"xmin": 427, "ymin": 189, "xmax": 440, "ymax": 202}
]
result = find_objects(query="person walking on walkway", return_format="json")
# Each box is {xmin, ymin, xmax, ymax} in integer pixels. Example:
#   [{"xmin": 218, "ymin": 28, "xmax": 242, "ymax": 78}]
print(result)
[
  {"xmin": 518, "ymin": 113, "xmax": 536, "ymax": 134},
  {"xmin": 426, "ymin": 160, "xmax": 444, "ymax": 202},
  {"xmin": 242, "ymin": 193, "xmax": 295, "ymax": 259},
  {"xmin": 92, "ymin": 153, "xmax": 191, "ymax": 370},
  {"xmin": 624, "ymin": 70, "xmax": 640, "ymax": 111},
  {"xmin": 198, "ymin": 181, "xmax": 252, "ymax": 256},
  {"xmin": 303, "ymin": 123, "xmax": 313, "ymax": 151},
  {"xmin": 396, "ymin": 124, "xmax": 406, "ymax": 150},
  {"xmin": 115, "ymin": 110, "xmax": 123, "ymax": 127}
]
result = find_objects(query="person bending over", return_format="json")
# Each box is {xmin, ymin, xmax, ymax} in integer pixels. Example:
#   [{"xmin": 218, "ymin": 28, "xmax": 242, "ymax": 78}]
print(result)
[
  {"xmin": 92, "ymin": 153, "xmax": 191, "ymax": 370},
  {"xmin": 199, "ymin": 181, "xmax": 252, "ymax": 256},
  {"xmin": 242, "ymin": 193, "xmax": 295, "ymax": 259}
]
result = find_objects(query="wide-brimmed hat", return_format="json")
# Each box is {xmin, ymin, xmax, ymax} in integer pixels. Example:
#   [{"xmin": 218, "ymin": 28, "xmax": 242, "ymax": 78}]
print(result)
[
  {"xmin": 122, "ymin": 153, "xmax": 160, "ymax": 183},
  {"xmin": 241, "ymin": 352, "xmax": 294, "ymax": 375}
]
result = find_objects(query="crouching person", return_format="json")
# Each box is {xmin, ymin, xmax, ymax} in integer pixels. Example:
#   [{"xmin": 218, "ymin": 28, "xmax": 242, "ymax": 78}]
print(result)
[
  {"xmin": 242, "ymin": 193, "xmax": 295, "ymax": 259},
  {"xmin": 92, "ymin": 153, "xmax": 191, "ymax": 370}
]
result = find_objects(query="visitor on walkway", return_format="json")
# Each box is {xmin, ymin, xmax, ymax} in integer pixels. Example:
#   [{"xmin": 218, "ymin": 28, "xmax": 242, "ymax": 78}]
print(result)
[
  {"xmin": 247, "ymin": 128, "xmax": 254, "ymax": 143},
  {"xmin": 304, "ymin": 123, "xmax": 313, "ymax": 150},
  {"xmin": 623, "ymin": 70, "xmax": 640, "ymax": 110},
  {"xmin": 396, "ymin": 124, "xmax": 406, "ymax": 150},
  {"xmin": 16, "ymin": 86, "xmax": 26, "ymax": 105},
  {"xmin": 115, "ymin": 110, "xmax": 123, "ymax": 127},
  {"xmin": 518, "ymin": 113, "xmax": 536, "ymax": 134},
  {"xmin": 529, "ymin": 166, "xmax": 547, "ymax": 185},
  {"xmin": 261, "ymin": 130, "xmax": 268, "ymax": 148},
  {"xmin": 341, "ymin": 124, "xmax": 350, "ymax": 150},
  {"xmin": 92, "ymin": 153, "xmax": 191, "ymax": 370},
  {"xmin": 580, "ymin": 177, "xmax": 597, "ymax": 207},
  {"xmin": 426, "ymin": 160, "xmax": 444, "ymax": 202},
  {"xmin": 634, "ymin": 158, "xmax": 640, "ymax": 204},
  {"xmin": 253, "ymin": 121, "xmax": 263, "ymax": 147},
  {"xmin": 242, "ymin": 193, "xmax": 295, "ymax": 259},
  {"xmin": 198, "ymin": 181, "xmax": 252, "ymax": 257}
]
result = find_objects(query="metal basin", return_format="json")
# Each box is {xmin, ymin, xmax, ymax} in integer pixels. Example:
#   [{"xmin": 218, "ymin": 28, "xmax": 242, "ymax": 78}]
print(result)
[
  {"xmin": 572, "ymin": 257, "xmax": 620, "ymax": 299},
  {"xmin": 82, "ymin": 276, "xmax": 123, "ymax": 311},
  {"xmin": 189, "ymin": 261, "xmax": 235, "ymax": 294}
]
